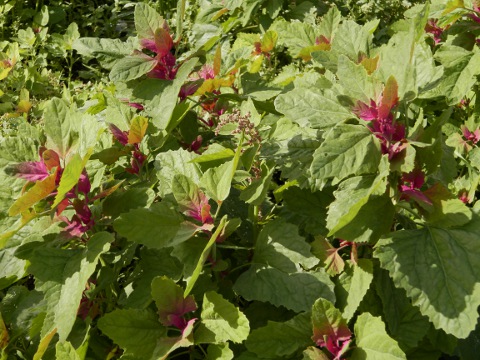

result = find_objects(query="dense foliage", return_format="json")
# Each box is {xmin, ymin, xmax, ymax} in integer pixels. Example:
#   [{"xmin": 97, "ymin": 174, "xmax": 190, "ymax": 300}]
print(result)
[{"xmin": 1, "ymin": 0, "xmax": 480, "ymax": 359}]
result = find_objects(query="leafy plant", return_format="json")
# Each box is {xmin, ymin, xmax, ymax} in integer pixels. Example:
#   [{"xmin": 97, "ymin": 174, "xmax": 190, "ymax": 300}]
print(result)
[{"xmin": 2, "ymin": 0, "xmax": 480, "ymax": 359}]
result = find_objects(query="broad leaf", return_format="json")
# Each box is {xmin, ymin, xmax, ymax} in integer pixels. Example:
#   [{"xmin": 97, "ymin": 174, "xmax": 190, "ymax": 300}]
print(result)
[
  {"xmin": 311, "ymin": 298, "xmax": 351, "ymax": 359},
  {"xmin": 310, "ymin": 124, "xmax": 381, "ymax": 184},
  {"xmin": 72, "ymin": 37, "xmax": 136, "ymax": 69},
  {"xmin": 134, "ymin": 3, "xmax": 166, "ymax": 39},
  {"xmin": 146, "ymin": 58, "xmax": 198, "ymax": 130},
  {"xmin": 374, "ymin": 216, "xmax": 480, "ymax": 338},
  {"xmin": 195, "ymin": 291, "xmax": 250, "ymax": 344},
  {"xmin": 246, "ymin": 312, "xmax": 312, "ymax": 359},
  {"xmin": 97, "ymin": 308, "xmax": 166, "ymax": 358},
  {"xmin": 109, "ymin": 55, "xmax": 157, "ymax": 82},
  {"xmin": 234, "ymin": 267, "xmax": 334, "ymax": 313},
  {"xmin": 114, "ymin": 202, "xmax": 192, "ymax": 248},
  {"xmin": 375, "ymin": 268, "xmax": 430, "ymax": 350},
  {"xmin": 151, "ymin": 276, "xmax": 197, "ymax": 328},
  {"xmin": 275, "ymin": 88, "xmax": 351, "ymax": 129},
  {"xmin": 429, "ymin": 46, "xmax": 480, "ymax": 105},
  {"xmin": 44, "ymin": 98, "xmax": 78, "ymax": 158},
  {"xmin": 351, "ymin": 313, "xmax": 406, "ymax": 360},
  {"xmin": 23, "ymin": 232, "xmax": 111, "ymax": 341},
  {"xmin": 342, "ymin": 259, "xmax": 374, "ymax": 321}
]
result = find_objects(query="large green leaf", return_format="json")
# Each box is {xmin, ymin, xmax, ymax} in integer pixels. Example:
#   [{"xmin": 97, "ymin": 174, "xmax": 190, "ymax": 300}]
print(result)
[
  {"xmin": 280, "ymin": 187, "xmax": 333, "ymax": 236},
  {"xmin": 97, "ymin": 308, "xmax": 166, "ymax": 359},
  {"xmin": 195, "ymin": 291, "xmax": 250, "ymax": 344},
  {"xmin": 44, "ymin": 98, "xmax": 79, "ymax": 158},
  {"xmin": 114, "ymin": 202, "xmax": 193, "ymax": 248},
  {"xmin": 428, "ymin": 45, "xmax": 480, "ymax": 105},
  {"xmin": 134, "ymin": 3, "xmax": 165, "ymax": 39},
  {"xmin": 270, "ymin": 18, "xmax": 316, "ymax": 57},
  {"xmin": 375, "ymin": 268, "xmax": 431, "ymax": 350},
  {"xmin": 274, "ymin": 88, "xmax": 351, "ymax": 129},
  {"xmin": 55, "ymin": 342, "xmax": 81, "ymax": 360},
  {"xmin": 342, "ymin": 259, "xmax": 374, "ymax": 321},
  {"xmin": 326, "ymin": 165, "xmax": 394, "ymax": 242},
  {"xmin": 234, "ymin": 267, "xmax": 334, "ymax": 313},
  {"xmin": 72, "ymin": 37, "xmax": 137, "ymax": 69},
  {"xmin": 310, "ymin": 124, "xmax": 381, "ymax": 185},
  {"xmin": 109, "ymin": 55, "xmax": 157, "ymax": 82},
  {"xmin": 146, "ymin": 58, "xmax": 198, "ymax": 130},
  {"xmin": 52, "ymin": 153, "xmax": 85, "ymax": 207},
  {"xmin": 331, "ymin": 20, "xmax": 373, "ymax": 62},
  {"xmin": 122, "ymin": 248, "xmax": 183, "ymax": 308},
  {"xmin": 155, "ymin": 149, "xmax": 202, "ymax": 197},
  {"xmin": 22, "ymin": 232, "xmax": 111, "ymax": 341},
  {"xmin": 252, "ymin": 220, "xmax": 319, "ymax": 272},
  {"xmin": 234, "ymin": 220, "xmax": 333, "ymax": 311},
  {"xmin": 245, "ymin": 312, "xmax": 312, "ymax": 359},
  {"xmin": 351, "ymin": 313, "xmax": 406, "ymax": 360},
  {"xmin": 337, "ymin": 55, "xmax": 377, "ymax": 103},
  {"xmin": 374, "ymin": 216, "xmax": 480, "ymax": 338}
]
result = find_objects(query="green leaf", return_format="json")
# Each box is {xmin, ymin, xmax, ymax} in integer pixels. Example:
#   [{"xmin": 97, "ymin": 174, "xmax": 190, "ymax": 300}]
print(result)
[
  {"xmin": 239, "ymin": 162, "xmax": 274, "ymax": 205},
  {"xmin": 151, "ymin": 276, "xmax": 196, "ymax": 327},
  {"xmin": 311, "ymin": 298, "xmax": 351, "ymax": 356},
  {"xmin": 310, "ymin": 124, "xmax": 381, "ymax": 184},
  {"xmin": 331, "ymin": 20, "xmax": 373, "ymax": 62},
  {"xmin": 201, "ymin": 134, "xmax": 242, "ymax": 202},
  {"xmin": 245, "ymin": 312, "xmax": 313, "ymax": 358},
  {"xmin": 97, "ymin": 308, "xmax": 166, "ymax": 358},
  {"xmin": 430, "ymin": 46, "xmax": 480, "ymax": 105},
  {"xmin": 73, "ymin": 37, "xmax": 136, "ymax": 69},
  {"xmin": 24, "ymin": 232, "xmax": 112, "ymax": 341},
  {"xmin": 281, "ymin": 187, "xmax": 333, "ymax": 235},
  {"xmin": 326, "ymin": 168, "xmax": 394, "ymax": 242},
  {"xmin": 342, "ymin": 259, "xmax": 374, "ymax": 321},
  {"xmin": 374, "ymin": 216, "xmax": 480, "ymax": 338},
  {"xmin": 375, "ymin": 268, "xmax": 430, "ymax": 350},
  {"xmin": 44, "ymin": 98, "xmax": 78, "ymax": 158},
  {"xmin": 337, "ymin": 55, "xmax": 376, "ymax": 102},
  {"xmin": 114, "ymin": 202, "xmax": 192, "ymax": 248},
  {"xmin": 184, "ymin": 216, "xmax": 227, "ymax": 297},
  {"xmin": 56, "ymin": 341, "xmax": 81, "ymax": 360},
  {"xmin": 351, "ymin": 313, "xmax": 406, "ymax": 360},
  {"xmin": 146, "ymin": 58, "xmax": 198, "ymax": 130},
  {"xmin": 206, "ymin": 344, "xmax": 234, "ymax": 360},
  {"xmin": 270, "ymin": 19, "xmax": 316, "ymax": 57},
  {"xmin": 53, "ymin": 154, "xmax": 85, "ymax": 207},
  {"xmin": 102, "ymin": 187, "xmax": 155, "ymax": 218},
  {"xmin": 109, "ymin": 55, "xmax": 157, "ymax": 82},
  {"xmin": 195, "ymin": 291, "xmax": 250, "ymax": 344},
  {"xmin": 155, "ymin": 149, "xmax": 202, "ymax": 197},
  {"xmin": 275, "ymin": 88, "xmax": 351, "ymax": 129},
  {"xmin": 134, "ymin": 3, "xmax": 165, "ymax": 39},
  {"xmin": 378, "ymin": 27, "xmax": 416, "ymax": 99},
  {"xmin": 252, "ymin": 220, "xmax": 319, "ymax": 272},
  {"xmin": 234, "ymin": 267, "xmax": 334, "ymax": 313}
]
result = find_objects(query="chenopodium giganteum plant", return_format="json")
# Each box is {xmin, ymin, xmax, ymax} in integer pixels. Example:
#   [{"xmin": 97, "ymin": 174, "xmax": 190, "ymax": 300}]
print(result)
[{"xmin": 2, "ymin": 0, "xmax": 480, "ymax": 359}]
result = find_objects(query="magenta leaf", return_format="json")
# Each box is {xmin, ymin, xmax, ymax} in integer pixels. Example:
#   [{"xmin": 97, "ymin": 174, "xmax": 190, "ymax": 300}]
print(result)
[
  {"xmin": 108, "ymin": 123, "xmax": 129, "ymax": 145},
  {"xmin": 151, "ymin": 276, "xmax": 197, "ymax": 330},
  {"xmin": 6, "ymin": 161, "xmax": 50, "ymax": 181},
  {"xmin": 312, "ymin": 298, "xmax": 352, "ymax": 360},
  {"xmin": 352, "ymin": 99, "xmax": 378, "ymax": 121}
]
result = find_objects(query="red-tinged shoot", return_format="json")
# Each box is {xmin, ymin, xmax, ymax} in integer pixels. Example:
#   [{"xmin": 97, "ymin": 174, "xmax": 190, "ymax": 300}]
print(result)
[
  {"xmin": 425, "ymin": 19, "xmax": 445, "ymax": 44},
  {"xmin": 158, "ymin": 294, "xmax": 197, "ymax": 331},
  {"xmin": 399, "ymin": 169, "xmax": 432, "ymax": 206},
  {"xmin": 352, "ymin": 76, "xmax": 405, "ymax": 160},
  {"xmin": 461, "ymin": 125, "xmax": 480, "ymax": 145},
  {"xmin": 312, "ymin": 317, "xmax": 352, "ymax": 360},
  {"xmin": 108, "ymin": 123, "xmax": 148, "ymax": 175},
  {"xmin": 140, "ymin": 25, "xmax": 177, "ymax": 80}
]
